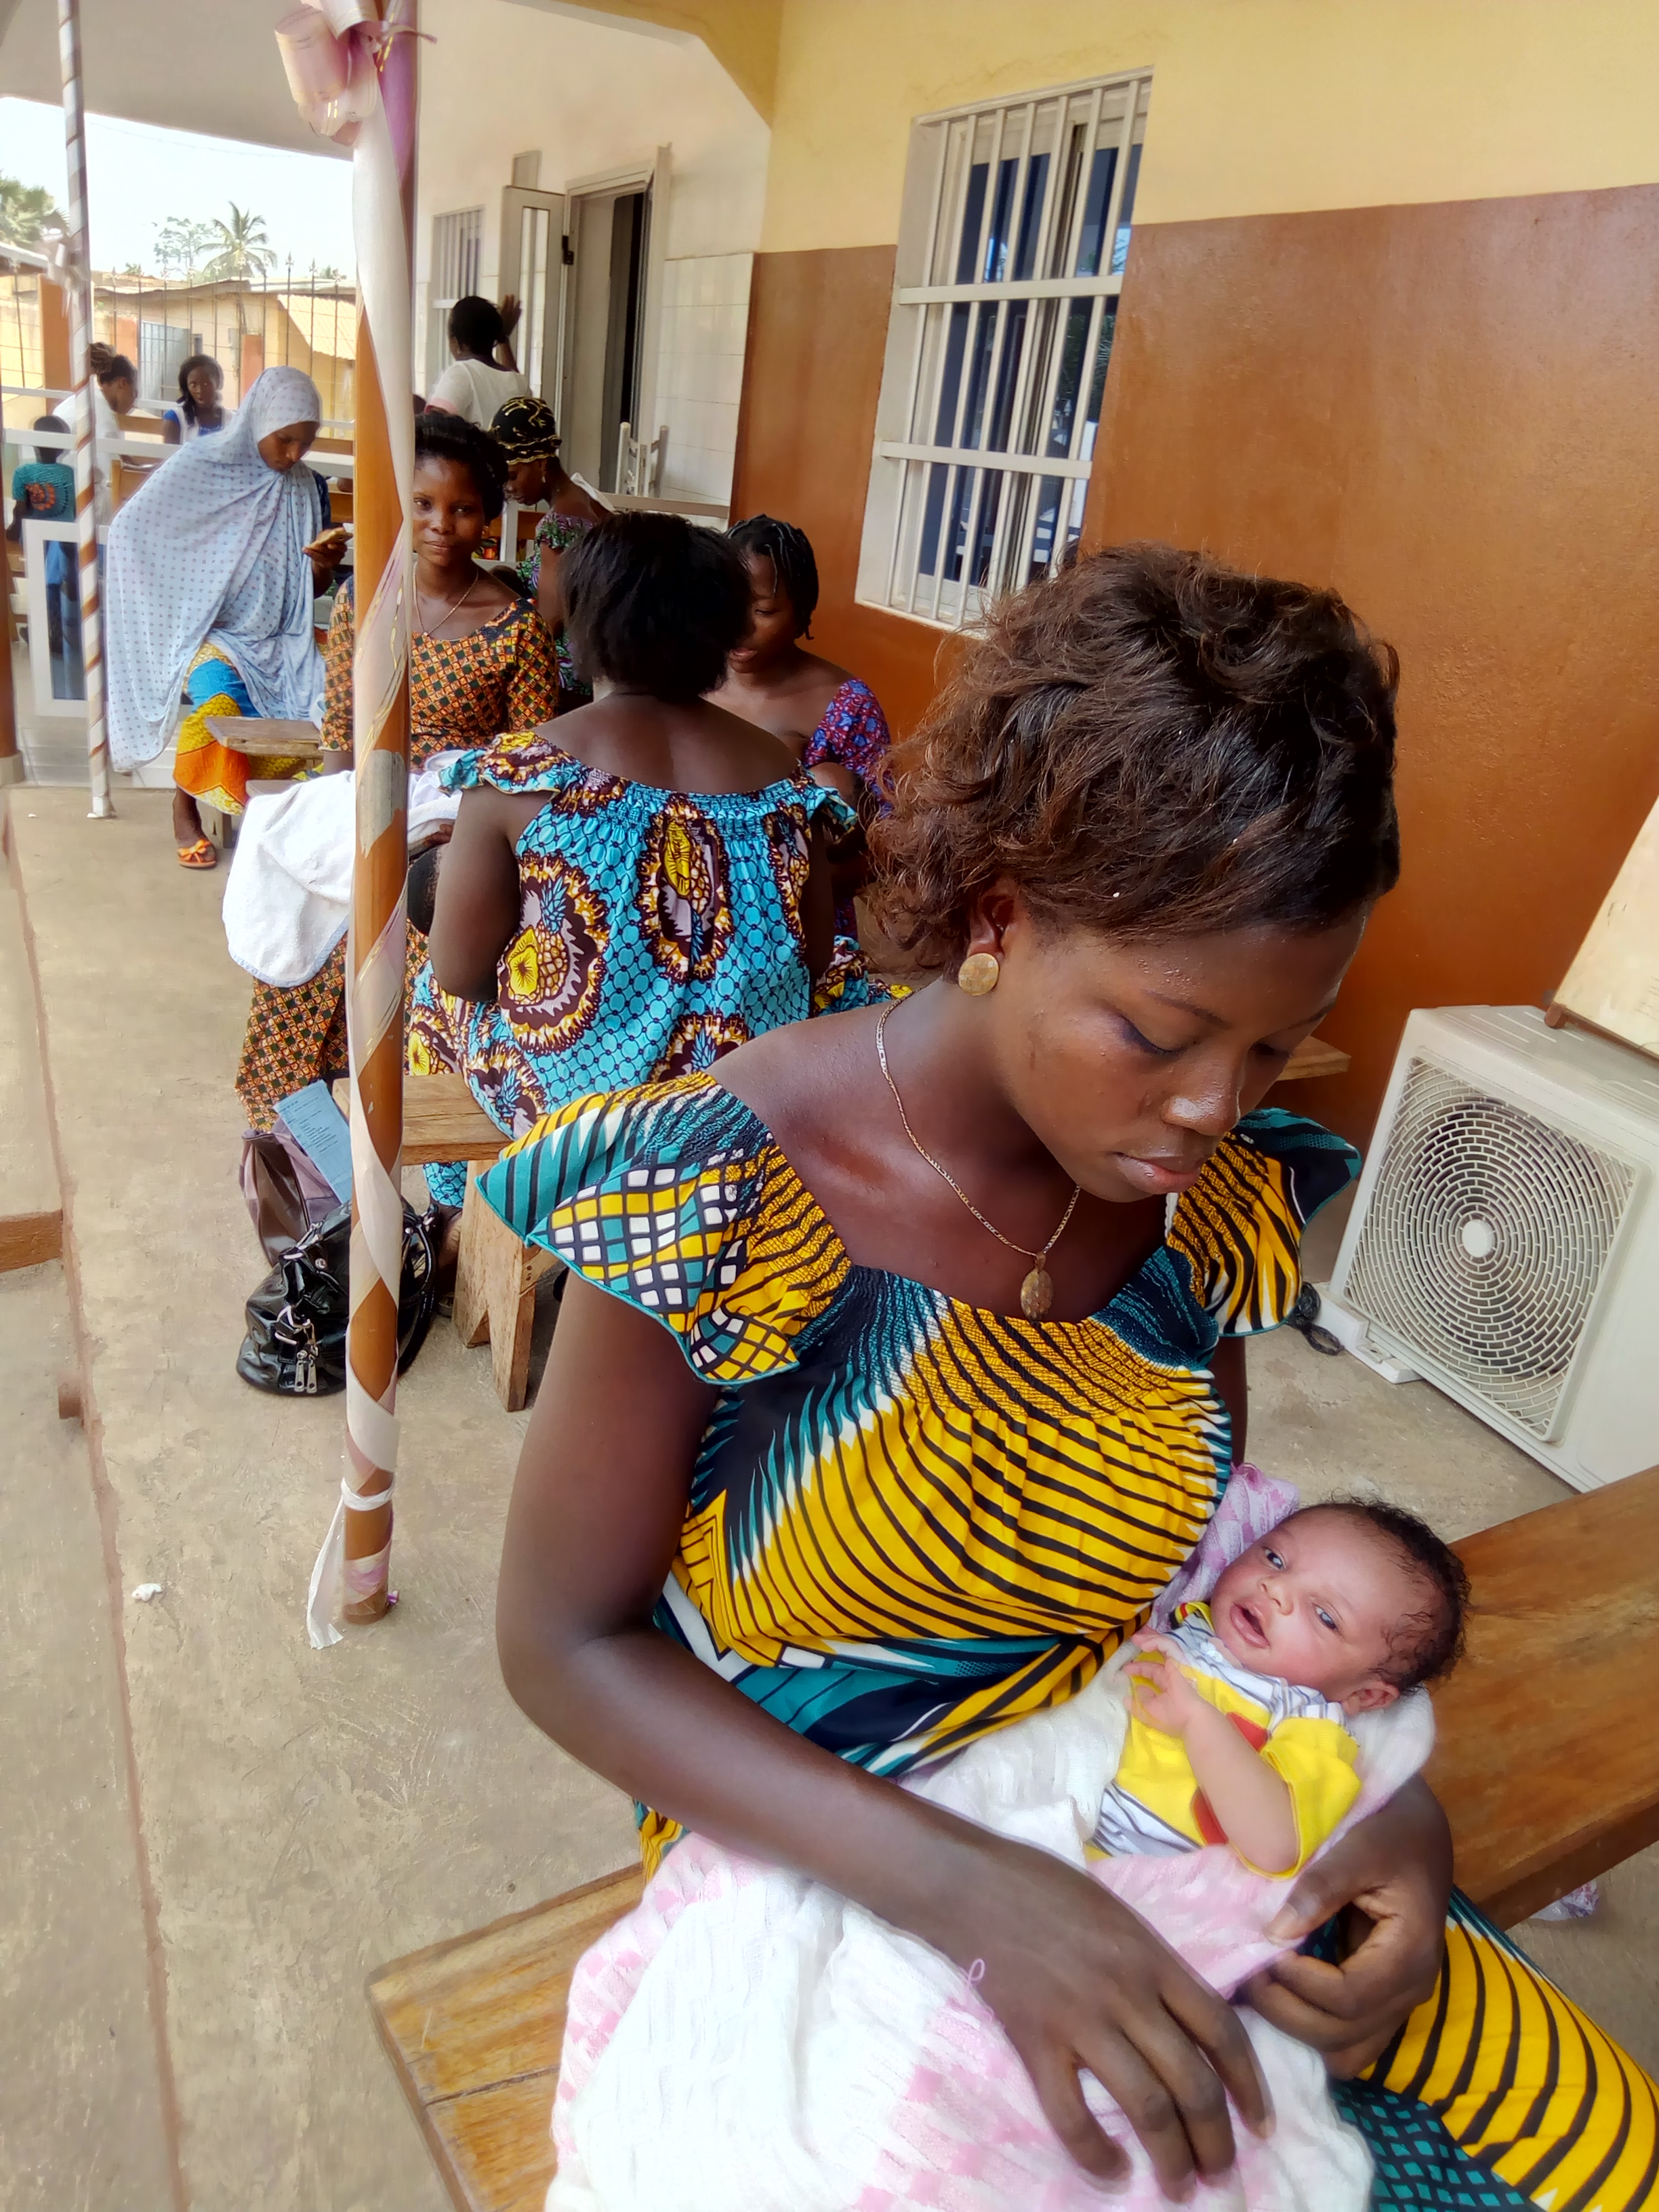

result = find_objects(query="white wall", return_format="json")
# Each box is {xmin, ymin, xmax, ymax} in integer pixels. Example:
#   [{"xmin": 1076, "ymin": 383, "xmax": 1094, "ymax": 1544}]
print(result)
[{"xmin": 415, "ymin": 0, "xmax": 769, "ymax": 505}]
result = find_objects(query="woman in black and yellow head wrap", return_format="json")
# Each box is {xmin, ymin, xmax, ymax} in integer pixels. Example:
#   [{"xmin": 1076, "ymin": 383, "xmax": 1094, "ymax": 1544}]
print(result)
[{"xmin": 491, "ymin": 395, "xmax": 609, "ymax": 703}]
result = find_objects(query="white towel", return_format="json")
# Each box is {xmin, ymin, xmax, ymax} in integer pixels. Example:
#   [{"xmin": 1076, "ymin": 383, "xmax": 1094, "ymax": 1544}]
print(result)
[{"xmin": 221, "ymin": 755, "xmax": 464, "ymax": 987}]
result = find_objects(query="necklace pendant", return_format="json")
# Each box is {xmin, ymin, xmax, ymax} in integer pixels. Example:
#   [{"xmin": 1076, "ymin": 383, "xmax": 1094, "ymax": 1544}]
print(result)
[{"xmin": 1019, "ymin": 1265, "xmax": 1054, "ymax": 1320}]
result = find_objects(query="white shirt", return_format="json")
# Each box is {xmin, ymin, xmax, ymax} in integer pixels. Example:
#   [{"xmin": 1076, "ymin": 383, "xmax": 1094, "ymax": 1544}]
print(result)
[
  {"xmin": 91, "ymin": 382, "xmax": 119, "ymax": 524},
  {"xmin": 426, "ymin": 356, "xmax": 528, "ymax": 427}
]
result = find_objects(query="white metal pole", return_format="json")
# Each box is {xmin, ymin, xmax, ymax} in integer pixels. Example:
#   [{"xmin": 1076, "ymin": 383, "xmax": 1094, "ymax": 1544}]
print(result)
[{"xmin": 57, "ymin": 0, "xmax": 113, "ymax": 817}]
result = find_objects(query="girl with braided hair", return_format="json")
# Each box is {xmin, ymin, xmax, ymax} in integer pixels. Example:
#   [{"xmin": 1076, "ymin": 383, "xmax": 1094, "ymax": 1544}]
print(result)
[
  {"xmin": 711, "ymin": 513, "xmax": 892, "ymax": 806},
  {"xmin": 711, "ymin": 514, "xmax": 893, "ymax": 927}
]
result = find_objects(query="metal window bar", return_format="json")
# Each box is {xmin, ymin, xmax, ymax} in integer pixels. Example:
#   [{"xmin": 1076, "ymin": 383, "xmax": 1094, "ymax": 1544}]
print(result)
[
  {"xmin": 884, "ymin": 121, "xmax": 953, "ymax": 606},
  {"xmin": 869, "ymin": 72, "xmax": 1150, "ymax": 629}
]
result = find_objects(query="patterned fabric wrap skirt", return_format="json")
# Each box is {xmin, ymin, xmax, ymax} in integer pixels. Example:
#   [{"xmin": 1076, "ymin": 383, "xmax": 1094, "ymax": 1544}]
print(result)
[
  {"xmin": 173, "ymin": 646, "xmax": 310, "ymax": 817},
  {"xmin": 236, "ymin": 929, "xmax": 429, "ymax": 1134}
]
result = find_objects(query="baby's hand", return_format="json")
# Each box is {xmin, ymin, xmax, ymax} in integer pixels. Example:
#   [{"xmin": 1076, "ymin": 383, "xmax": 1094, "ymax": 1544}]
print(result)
[{"xmin": 1128, "ymin": 1633, "xmax": 1208, "ymax": 1738}]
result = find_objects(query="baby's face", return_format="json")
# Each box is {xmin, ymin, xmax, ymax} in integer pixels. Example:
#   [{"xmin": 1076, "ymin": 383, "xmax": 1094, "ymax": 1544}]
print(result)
[{"xmin": 1207, "ymin": 1511, "xmax": 1418, "ymax": 1713}]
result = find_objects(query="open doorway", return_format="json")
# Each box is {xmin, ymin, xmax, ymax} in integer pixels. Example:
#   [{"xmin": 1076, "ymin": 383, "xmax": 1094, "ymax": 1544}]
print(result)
[{"xmin": 561, "ymin": 181, "xmax": 651, "ymax": 492}]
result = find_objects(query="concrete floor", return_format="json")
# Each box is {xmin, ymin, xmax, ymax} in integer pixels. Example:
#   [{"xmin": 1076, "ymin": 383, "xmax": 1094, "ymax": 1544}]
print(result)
[{"xmin": 1, "ymin": 783, "xmax": 1654, "ymax": 2211}]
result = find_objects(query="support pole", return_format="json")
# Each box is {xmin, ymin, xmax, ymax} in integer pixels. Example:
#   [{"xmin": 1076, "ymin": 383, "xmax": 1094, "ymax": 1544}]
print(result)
[
  {"xmin": 342, "ymin": 1, "xmax": 418, "ymax": 1627},
  {"xmin": 56, "ymin": 0, "xmax": 112, "ymax": 818},
  {"xmin": 0, "ymin": 380, "xmax": 18, "ymax": 785}
]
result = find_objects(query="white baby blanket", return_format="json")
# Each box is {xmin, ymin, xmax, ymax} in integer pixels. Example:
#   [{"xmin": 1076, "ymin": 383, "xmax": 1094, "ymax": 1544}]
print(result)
[
  {"xmin": 546, "ymin": 1483, "xmax": 1435, "ymax": 2212},
  {"xmin": 221, "ymin": 754, "xmax": 462, "ymax": 987}
]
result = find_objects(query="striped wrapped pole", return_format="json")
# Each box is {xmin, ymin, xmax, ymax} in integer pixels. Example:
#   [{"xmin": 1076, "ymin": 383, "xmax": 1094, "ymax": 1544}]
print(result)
[
  {"xmin": 56, "ymin": 0, "xmax": 112, "ymax": 818},
  {"xmin": 301, "ymin": 0, "xmax": 419, "ymax": 1645}
]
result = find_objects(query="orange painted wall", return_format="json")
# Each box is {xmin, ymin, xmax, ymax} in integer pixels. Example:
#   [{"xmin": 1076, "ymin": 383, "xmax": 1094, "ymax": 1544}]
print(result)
[
  {"xmin": 734, "ymin": 188, "xmax": 1659, "ymax": 1143},
  {"xmin": 731, "ymin": 245, "xmax": 959, "ymax": 741},
  {"xmin": 1082, "ymin": 184, "xmax": 1659, "ymax": 1142}
]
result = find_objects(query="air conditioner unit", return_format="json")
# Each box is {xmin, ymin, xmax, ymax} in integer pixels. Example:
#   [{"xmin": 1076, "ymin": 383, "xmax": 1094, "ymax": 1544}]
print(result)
[{"xmin": 1326, "ymin": 1006, "xmax": 1659, "ymax": 1491}]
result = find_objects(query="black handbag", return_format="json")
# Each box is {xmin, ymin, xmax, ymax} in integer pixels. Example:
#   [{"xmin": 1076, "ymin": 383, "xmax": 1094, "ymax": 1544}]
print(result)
[{"xmin": 235, "ymin": 1200, "xmax": 438, "ymax": 1396}]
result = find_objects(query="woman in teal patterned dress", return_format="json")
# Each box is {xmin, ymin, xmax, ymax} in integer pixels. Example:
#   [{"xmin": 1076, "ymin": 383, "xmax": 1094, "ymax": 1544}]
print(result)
[
  {"xmin": 491, "ymin": 396, "xmax": 609, "ymax": 706},
  {"xmin": 487, "ymin": 546, "xmax": 1658, "ymax": 2209},
  {"xmin": 411, "ymin": 512, "xmax": 878, "ymax": 1208}
]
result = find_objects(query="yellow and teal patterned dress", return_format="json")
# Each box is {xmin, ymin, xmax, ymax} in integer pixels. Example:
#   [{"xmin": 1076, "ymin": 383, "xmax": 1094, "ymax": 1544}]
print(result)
[{"xmin": 483, "ymin": 1076, "xmax": 1658, "ymax": 2212}]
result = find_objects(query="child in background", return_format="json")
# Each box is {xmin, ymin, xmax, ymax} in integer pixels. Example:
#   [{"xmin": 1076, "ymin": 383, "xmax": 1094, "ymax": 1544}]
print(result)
[
  {"xmin": 8, "ymin": 415, "xmax": 78, "ymax": 662},
  {"xmin": 7, "ymin": 413, "xmax": 75, "ymax": 535},
  {"xmin": 1098, "ymin": 1500, "xmax": 1469, "ymax": 1875}
]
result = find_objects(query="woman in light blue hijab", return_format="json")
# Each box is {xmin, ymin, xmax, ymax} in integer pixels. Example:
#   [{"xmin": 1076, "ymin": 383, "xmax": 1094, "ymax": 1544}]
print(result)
[{"xmin": 104, "ymin": 366, "xmax": 345, "ymax": 867}]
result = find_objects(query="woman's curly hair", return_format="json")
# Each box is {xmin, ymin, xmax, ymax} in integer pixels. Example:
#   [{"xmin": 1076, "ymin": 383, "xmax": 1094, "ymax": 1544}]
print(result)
[{"xmin": 870, "ymin": 543, "xmax": 1401, "ymax": 966}]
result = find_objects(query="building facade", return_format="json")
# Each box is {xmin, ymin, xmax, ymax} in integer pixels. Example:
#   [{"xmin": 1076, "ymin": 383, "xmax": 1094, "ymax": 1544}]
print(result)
[{"xmin": 487, "ymin": 0, "xmax": 1654, "ymax": 1141}]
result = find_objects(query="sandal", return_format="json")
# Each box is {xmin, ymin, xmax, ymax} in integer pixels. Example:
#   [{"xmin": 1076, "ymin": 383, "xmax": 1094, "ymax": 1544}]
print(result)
[{"xmin": 177, "ymin": 836, "xmax": 218, "ymax": 870}]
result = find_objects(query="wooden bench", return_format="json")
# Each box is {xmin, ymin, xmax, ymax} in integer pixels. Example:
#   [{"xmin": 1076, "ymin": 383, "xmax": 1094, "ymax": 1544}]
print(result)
[
  {"xmin": 333, "ymin": 1071, "xmax": 554, "ymax": 1410},
  {"xmin": 1277, "ymin": 1033, "xmax": 1349, "ymax": 1082},
  {"xmin": 203, "ymin": 716, "xmax": 325, "ymax": 759},
  {"xmin": 369, "ymin": 1466, "xmax": 1659, "ymax": 2212}
]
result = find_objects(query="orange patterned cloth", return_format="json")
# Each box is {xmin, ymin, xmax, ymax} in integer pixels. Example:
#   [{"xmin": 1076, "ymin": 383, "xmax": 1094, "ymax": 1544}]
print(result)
[
  {"xmin": 234, "ymin": 583, "xmax": 559, "ymax": 1130},
  {"xmin": 314, "ymin": 577, "xmax": 558, "ymax": 758},
  {"xmin": 172, "ymin": 644, "xmax": 311, "ymax": 816}
]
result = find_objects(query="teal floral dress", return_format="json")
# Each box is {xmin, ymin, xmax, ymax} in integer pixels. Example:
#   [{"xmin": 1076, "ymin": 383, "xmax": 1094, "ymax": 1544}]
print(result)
[
  {"xmin": 518, "ymin": 510, "xmax": 595, "ymax": 697},
  {"xmin": 410, "ymin": 732, "xmax": 884, "ymax": 1204}
]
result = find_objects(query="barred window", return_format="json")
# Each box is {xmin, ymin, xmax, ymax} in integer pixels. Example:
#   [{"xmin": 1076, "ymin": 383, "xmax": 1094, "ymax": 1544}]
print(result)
[
  {"xmin": 427, "ymin": 207, "xmax": 483, "ymax": 388},
  {"xmin": 857, "ymin": 72, "xmax": 1151, "ymax": 630}
]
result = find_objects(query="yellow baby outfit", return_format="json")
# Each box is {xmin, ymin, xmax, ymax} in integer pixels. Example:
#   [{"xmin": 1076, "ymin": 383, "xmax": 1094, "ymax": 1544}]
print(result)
[{"xmin": 1096, "ymin": 1599, "xmax": 1361, "ymax": 1875}]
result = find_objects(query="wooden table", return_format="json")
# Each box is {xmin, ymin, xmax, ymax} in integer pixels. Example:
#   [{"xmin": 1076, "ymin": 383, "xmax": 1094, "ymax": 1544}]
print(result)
[
  {"xmin": 369, "ymin": 1467, "xmax": 1659, "ymax": 2212},
  {"xmin": 203, "ymin": 716, "xmax": 324, "ymax": 758}
]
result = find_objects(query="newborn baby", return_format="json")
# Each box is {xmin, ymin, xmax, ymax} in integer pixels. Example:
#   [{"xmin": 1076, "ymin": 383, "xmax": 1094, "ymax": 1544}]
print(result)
[{"xmin": 1098, "ymin": 1500, "xmax": 1469, "ymax": 1877}]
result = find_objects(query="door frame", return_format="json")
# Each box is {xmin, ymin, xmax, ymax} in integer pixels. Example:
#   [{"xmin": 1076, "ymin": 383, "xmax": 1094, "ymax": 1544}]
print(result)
[
  {"xmin": 560, "ymin": 146, "xmax": 672, "ymax": 457},
  {"xmin": 498, "ymin": 186, "xmax": 569, "ymax": 409}
]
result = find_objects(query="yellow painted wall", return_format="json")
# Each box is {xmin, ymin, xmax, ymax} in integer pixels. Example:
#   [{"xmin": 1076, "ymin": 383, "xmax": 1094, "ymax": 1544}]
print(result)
[
  {"xmin": 562, "ymin": 0, "xmax": 782, "ymax": 117},
  {"xmin": 760, "ymin": 0, "xmax": 1659, "ymax": 253}
]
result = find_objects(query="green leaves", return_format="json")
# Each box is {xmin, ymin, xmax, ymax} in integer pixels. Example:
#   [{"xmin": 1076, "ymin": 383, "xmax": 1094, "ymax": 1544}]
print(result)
[{"xmin": 0, "ymin": 175, "xmax": 66, "ymax": 251}]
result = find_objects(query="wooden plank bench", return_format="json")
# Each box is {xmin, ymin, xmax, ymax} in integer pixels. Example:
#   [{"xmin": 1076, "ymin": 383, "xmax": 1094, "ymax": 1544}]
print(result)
[
  {"xmin": 332, "ymin": 1071, "xmax": 553, "ymax": 1410},
  {"xmin": 368, "ymin": 1467, "xmax": 1659, "ymax": 2212},
  {"xmin": 203, "ymin": 716, "xmax": 325, "ymax": 758},
  {"xmin": 1277, "ymin": 1033, "xmax": 1350, "ymax": 1082}
]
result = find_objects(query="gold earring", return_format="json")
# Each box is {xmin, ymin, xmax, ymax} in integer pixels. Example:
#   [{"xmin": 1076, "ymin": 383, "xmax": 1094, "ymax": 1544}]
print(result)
[{"xmin": 957, "ymin": 951, "xmax": 1001, "ymax": 996}]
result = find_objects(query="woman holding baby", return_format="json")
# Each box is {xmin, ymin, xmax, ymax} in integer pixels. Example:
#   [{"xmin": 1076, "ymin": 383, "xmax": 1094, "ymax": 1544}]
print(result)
[{"xmin": 481, "ymin": 545, "xmax": 1655, "ymax": 2208}]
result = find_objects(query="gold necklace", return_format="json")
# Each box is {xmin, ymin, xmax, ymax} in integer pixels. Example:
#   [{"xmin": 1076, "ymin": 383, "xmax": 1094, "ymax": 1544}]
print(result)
[
  {"xmin": 875, "ymin": 1002, "xmax": 1081, "ymax": 1320},
  {"xmin": 416, "ymin": 569, "xmax": 482, "ymax": 636}
]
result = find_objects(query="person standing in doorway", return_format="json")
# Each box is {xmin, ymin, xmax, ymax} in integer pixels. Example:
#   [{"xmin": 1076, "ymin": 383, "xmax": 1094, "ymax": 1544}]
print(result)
[{"xmin": 424, "ymin": 295, "xmax": 528, "ymax": 426}]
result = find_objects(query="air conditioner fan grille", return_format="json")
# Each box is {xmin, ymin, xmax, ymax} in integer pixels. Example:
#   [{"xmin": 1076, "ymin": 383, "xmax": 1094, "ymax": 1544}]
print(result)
[{"xmin": 1344, "ymin": 1058, "xmax": 1635, "ymax": 1437}]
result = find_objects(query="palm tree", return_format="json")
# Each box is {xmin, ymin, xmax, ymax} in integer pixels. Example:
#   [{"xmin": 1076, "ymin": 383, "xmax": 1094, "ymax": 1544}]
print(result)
[
  {"xmin": 202, "ymin": 204, "xmax": 277, "ymax": 388},
  {"xmin": 0, "ymin": 176, "xmax": 66, "ymax": 253},
  {"xmin": 203, "ymin": 203, "xmax": 276, "ymax": 283}
]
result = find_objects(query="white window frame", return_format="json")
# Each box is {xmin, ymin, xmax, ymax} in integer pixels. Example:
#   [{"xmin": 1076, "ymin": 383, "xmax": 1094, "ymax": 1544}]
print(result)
[
  {"xmin": 857, "ymin": 70, "xmax": 1152, "ymax": 632},
  {"xmin": 427, "ymin": 207, "xmax": 484, "ymax": 390}
]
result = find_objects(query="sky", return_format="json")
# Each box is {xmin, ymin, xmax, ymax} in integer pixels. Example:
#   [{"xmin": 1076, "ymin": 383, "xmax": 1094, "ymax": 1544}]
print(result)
[{"xmin": 0, "ymin": 98, "xmax": 354, "ymax": 276}]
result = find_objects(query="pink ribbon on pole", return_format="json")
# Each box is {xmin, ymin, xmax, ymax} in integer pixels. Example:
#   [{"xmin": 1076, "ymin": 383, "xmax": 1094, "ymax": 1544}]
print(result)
[{"xmin": 274, "ymin": 0, "xmax": 425, "ymax": 148}]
